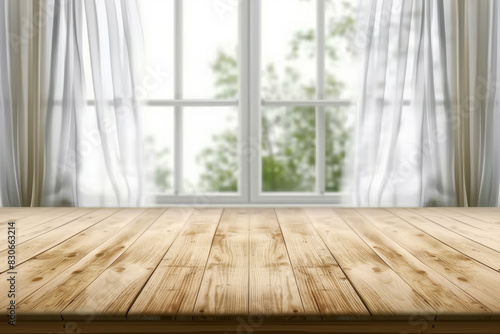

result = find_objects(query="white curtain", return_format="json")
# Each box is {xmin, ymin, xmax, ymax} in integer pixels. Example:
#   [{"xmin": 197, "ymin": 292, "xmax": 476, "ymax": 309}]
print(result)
[
  {"xmin": 0, "ymin": 0, "xmax": 45, "ymax": 207},
  {"xmin": 0, "ymin": 0, "xmax": 144, "ymax": 207},
  {"xmin": 454, "ymin": 0, "xmax": 500, "ymax": 207},
  {"xmin": 350, "ymin": 0, "xmax": 500, "ymax": 207},
  {"xmin": 0, "ymin": 0, "xmax": 20, "ymax": 206},
  {"xmin": 350, "ymin": 0, "xmax": 456, "ymax": 206}
]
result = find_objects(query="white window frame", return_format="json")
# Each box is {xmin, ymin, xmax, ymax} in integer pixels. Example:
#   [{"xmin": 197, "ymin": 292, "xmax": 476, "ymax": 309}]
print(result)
[{"xmin": 151, "ymin": 0, "xmax": 350, "ymax": 205}]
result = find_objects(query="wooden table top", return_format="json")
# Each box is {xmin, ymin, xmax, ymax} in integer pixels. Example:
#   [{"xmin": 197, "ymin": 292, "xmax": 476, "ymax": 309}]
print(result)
[{"xmin": 0, "ymin": 207, "xmax": 499, "ymax": 333}]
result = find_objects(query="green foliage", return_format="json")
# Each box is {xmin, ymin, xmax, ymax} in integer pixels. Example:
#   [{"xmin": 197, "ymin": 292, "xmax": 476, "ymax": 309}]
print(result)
[
  {"xmin": 154, "ymin": 147, "xmax": 172, "ymax": 191},
  {"xmin": 192, "ymin": 51, "xmax": 238, "ymax": 193},
  {"xmin": 144, "ymin": 136, "xmax": 172, "ymax": 192},
  {"xmin": 325, "ymin": 108, "xmax": 351, "ymax": 191},
  {"xmin": 151, "ymin": 1, "xmax": 356, "ymax": 194},
  {"xmin": 196, "ymin": 129, "xmax": 238, "ymax": 192},
  {"xmin": 262, "ymin": 107, "xmax": 316, "ymax": 191},
  {"xmin": 212, "ymin": 51, "xmax": 238, "ymax": 99}
]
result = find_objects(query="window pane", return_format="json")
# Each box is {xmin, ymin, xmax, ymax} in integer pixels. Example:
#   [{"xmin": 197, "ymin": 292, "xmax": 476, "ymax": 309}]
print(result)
[
  {"xmin": 138, "ymin": 0, "xmax": 174, "ymax": 100},
  {"xmin": 262, "ymin": 107, "xmax": 316, "ymax": 192},
  {"xmin": 324, "ymin": 0, "xmax": 359, "ymax": 100},
  {"xmin": 261, "ymin": 0, "xmax": 317, "ymax": 100},
  {"xmin": 142, "ymin": 107, "xmax": 174, "ymax": 194},
  {"xmin": 183, "ymin": 0, "xmax": 239, "ymax": 99},
  {"xmin": 183, "ymin": 107, "xmax": 238, "ymax": 193},
  {"xmin": 325, "ymin": 106, "xmax": 354, "ymax": 192},
  {"xmin": 77, "ymin": 107, "xmax": 113, "ymax": 200}
]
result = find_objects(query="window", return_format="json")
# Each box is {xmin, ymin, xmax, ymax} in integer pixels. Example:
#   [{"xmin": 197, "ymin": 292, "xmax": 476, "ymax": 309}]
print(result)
[
  {"xmin": 137, "ymin": 0, "xmax": 240, "ymax": 203},
  {"xmin": 135, "ymin": 0, "xmax": 358, "ymax": 204}
]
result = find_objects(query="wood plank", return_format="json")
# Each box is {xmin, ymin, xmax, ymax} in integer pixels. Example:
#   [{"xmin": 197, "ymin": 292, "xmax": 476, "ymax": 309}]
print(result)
[
  {"xmin": 435, "ymin": 208, "xmax": 500, "ymax": 232},
  {"xmin": 193, "ymin": 208, "xmax": 250, "ymax": 319},
  {"xmin": 417, "ymin": 207, "xmax": 500, "ymax": 238},
  {"xmin": 0, "ymin": 209, "xmax": 143, "ymax": 311},
  {"xmin": 333, "ymin": 209, "xmax": 491, "ymax": 320},
  {"xmin": 305, "ymin": 208, "xmax": 435, "ymax": 319},
  {"xmin": 0, "ymin": 207, "xmax": 498, "ymax": 326},
  {"xmin": 17, "ymin": 209, "xmax": 167, "ymax": 320},
  {"xmin": 411, "ymin": 208, "xmax": 500, "ymax": 252},
  {"xmin": 0, "ymin": 208, "xmax": 95, "ymax": 252},
  {"xmin": 356, "ymin": 208, "xmax": 500, "ymax": 314},
  {"xmin": 275, "ymin": 208, "xmax": 370, "ymax": 320},
  {"xmin": 0, "ymin": 209, "xmax": 34, "ymax": 227},
  {"xmin": 0, "ymin": 207, "xmax": 58, "ymax": 220},
  {"xmin": 0, "ymin": 208, "xmax": 118, "ymax": 272},
  {"xmin": 389, "ymin": 208, "xmax": 500, "ymax": 272},
  {"xmin": 0, "ymin": 208, "xmax": 73, "ymax": 239},
  {"xmin": 446, "ymin": 207, "xmax": 500, "ymax": 224},
  {"xmin": 0, "ymin": 208, "xmax": 75, "ymax": 230},
  {"xmin": 128, "ymin": 208, "xmax": 223, "ymax": 320},
  {"xmin": 61, "ymin": 208, "xmax": 194, "ymax": 321},
  {"xmin": 249, "ymin": 208, "xmax": 304, "ymax": 318}
]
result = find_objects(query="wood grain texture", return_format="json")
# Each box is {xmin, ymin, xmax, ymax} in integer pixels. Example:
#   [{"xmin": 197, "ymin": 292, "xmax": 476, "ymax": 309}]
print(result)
[
  {"xmin": 275, "ymin": 208, "xmax": 370, "ymax": 319},
  {"xmin": 0, "ymin": 207, "xmax": 497, "ymax": 328},
  {"xmin": 357, "ymin": 208, "xmax": 500, "ymax": 314},
  {"xmin": 0, "ymin": 208, "xmax": 76, "ymax": 246},
  {"xmin": 389, "ymin": 208, "xmax": 500, "ymax": 272},
  {"xmin": 17, "ymin": 209, "xmax": 166, "ymax": 320},
  {"xmin": 0, "ymin": 208, "xmax": 74, "ymax": 229},
  {"xmin": 193, "ymin": 208, "xmax": 250, "ymax": 319},
  {"xmin": 0, "ymin": 208, "xmax": 95, "ymax": 252},
  {"xmin": 127, "ymin": 208, "xmax": 223, "ymax": 320},
  {"xmin": 438, "ymin": 208, "xmax": 500, "ymax": 231},
  {"xmin": 306, "ymin": 208, "xmax": 435, "ymax": 319},
  {"xmin": 0, "ymin": 209, "xmax": 141, "ymax": 311},
  {"xmin": 249, "ymin": 208, "xmax": 304, "ymax": 318},
  {"xmin": 61, "ymin": 208, "xmax": 194, "ymax": 320},
  {"xmin": 445, "ymin": 207, "xmax": 500, "ymax": 224},
  {"xmin": 0, "ymin": 208, "xmax": 50, "ymax": 229},
  {"xmin": 0, "ymin": 208, "xmax": 117, "ymax": 272},
  {"xmin": 412, "ymin": 208, "xmax": 500, "ymax": 252},
  {"xmin": 336, "ymin": 209, "xmax": 491, "ymax": 320}
]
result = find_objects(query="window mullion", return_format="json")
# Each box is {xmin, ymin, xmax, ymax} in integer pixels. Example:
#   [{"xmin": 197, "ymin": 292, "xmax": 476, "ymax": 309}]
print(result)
[
  {"xmin": 316, "ymin": 0, "xmax": 326, "ymax": 195},
  {"xmin": 145, "ymin": 99, "xmax": 238, "ymax": 107},
  {"xmin": 174, "ymin": 0, "xmax": 183, "ymax": 196},
  {"xmin": 249, "ymin": 0, "xmax": 261, "ymax": 201},
  {"xmin": 261, "ymin": 100, "xmax": 351, "ymax": 107},
  {"xmin": 239, "ymin": 0, "xmax": 251, "ymax": 203}
]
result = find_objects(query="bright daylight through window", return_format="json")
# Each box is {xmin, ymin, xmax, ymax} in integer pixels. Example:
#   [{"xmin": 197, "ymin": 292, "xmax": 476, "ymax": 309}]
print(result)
[{"xmin": 131, "ymin": 0, "xmax": 359, "ymax": 204}]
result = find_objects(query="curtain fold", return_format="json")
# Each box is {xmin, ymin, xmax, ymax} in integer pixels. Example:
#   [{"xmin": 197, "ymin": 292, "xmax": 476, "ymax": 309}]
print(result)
[
  {"xmin": 2, "ymin": 0, "xmax": 500, "ymax": 208},
  {"xmin": 42, "ymin": 0, "xmax": 144, "ymax": 206},
  {"xmin": 351, "ymin": 0, "xmax": 457, "ymax": 206},
  {"xmin": 0, "ymin": 0, "xmax": 45, "ymax": 207},
  {"xmin": 351, "ymin": 0, "xmax": 500, "ymax": 207},
  {"xmin": 455, "ymin": 0, "xmax": 500, "ymax": 207},
  {"xmin": 0, "ymin": 0, "xmax": 144, "ymax": 207},
  {"xmin": 0, "ymin": 0, "xmax": 21, "ymax": 206}
]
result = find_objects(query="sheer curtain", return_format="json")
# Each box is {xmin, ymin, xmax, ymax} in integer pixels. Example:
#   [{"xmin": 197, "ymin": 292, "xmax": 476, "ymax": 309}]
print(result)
[
  {"xmin": 0, "ymin": 0, "xmax": 144, "ymax": 207},
  {"xmin": 0, "ymin": 0, "xmax": 45, "ymax": 207},
  {"xmin": 454, "ymin": 0, "xmax": 500, "ymax": 207},
  {"xmin": 350, "ymin": 0, "xmax": 500, "ymax": 207},
  {"xmin": 350, "ymin": 0, "xmax": 457, "ymax": 206}
]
